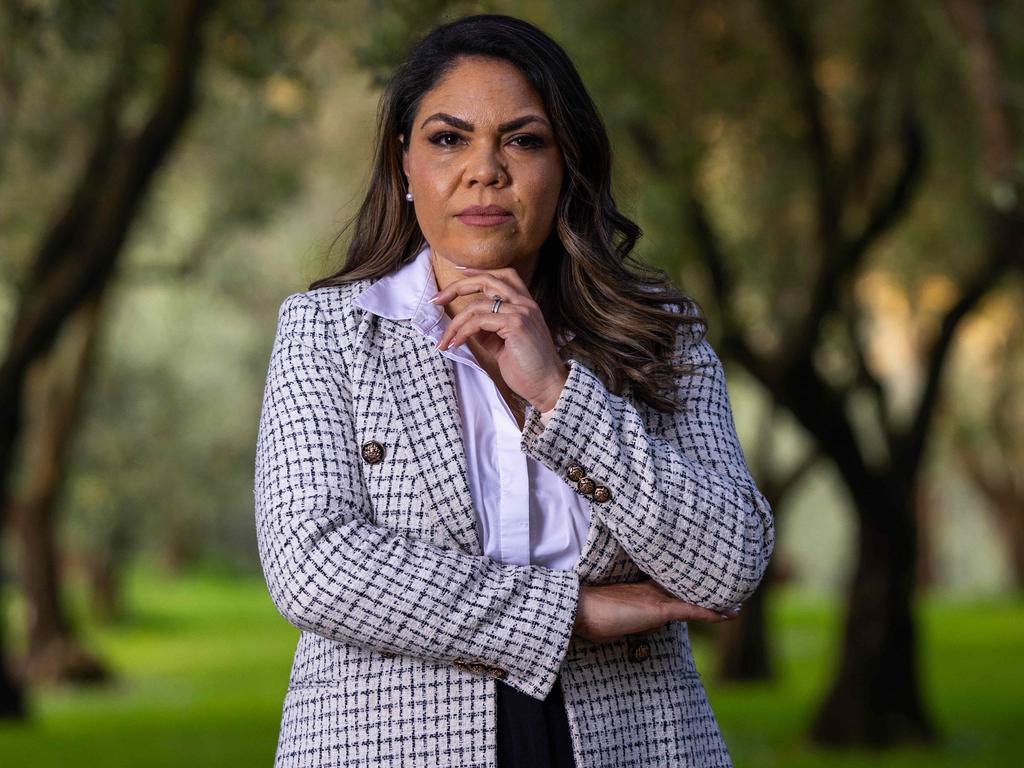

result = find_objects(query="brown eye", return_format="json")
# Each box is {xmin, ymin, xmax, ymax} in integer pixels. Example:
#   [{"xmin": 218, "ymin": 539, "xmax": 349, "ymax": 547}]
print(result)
[
  {"xmin": 510, "ymin": 134, "xmax": 544, "ymax": 149},
  {"xmin": 428, "ymin": 132, "xmax": 463, "ymax": 147}
]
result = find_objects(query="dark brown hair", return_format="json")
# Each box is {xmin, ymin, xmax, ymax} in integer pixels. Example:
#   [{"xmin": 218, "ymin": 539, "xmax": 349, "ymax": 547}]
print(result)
[{"xmin": 310, "ymin": 13, "xmax": 707, "ymax": 412}]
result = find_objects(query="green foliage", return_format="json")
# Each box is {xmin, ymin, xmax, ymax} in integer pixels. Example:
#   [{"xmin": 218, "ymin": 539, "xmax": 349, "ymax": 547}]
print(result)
[{"xmin": 353, "ymin": 0, "xmax": 472, "ymax": 85}]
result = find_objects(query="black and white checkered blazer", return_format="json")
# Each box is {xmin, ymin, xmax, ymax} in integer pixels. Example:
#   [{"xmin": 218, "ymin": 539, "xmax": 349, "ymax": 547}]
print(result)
[{"xmin": 254, "ymin": 279, "xmax": 775, "ymax": 767}]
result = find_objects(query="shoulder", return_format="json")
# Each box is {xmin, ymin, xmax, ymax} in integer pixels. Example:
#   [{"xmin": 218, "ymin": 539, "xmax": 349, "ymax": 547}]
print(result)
[
  {"xmin": 280, "ymin": 280, "xmax": 374, "ymax": 320},
  {"xmin": 271, "ymin": 280, "xmax": 376, "ymax": 360},
  {"xmin": 634, "ymin": 282, "xmax": 708, "ymax": 348},
  {"xmin": 624, "ymin": 287, "xmax": 714, "ymax": 375},
  {"xmin": 275, "ymin": 280, "xmax": 374, "ymax": 332},
  {"xmin": 661, "ymin": 300, "xmax": 717, "ymax": 376},
  {"xmin": 653, "ymin": 297, "xmax": 709, "ymax": 353}
]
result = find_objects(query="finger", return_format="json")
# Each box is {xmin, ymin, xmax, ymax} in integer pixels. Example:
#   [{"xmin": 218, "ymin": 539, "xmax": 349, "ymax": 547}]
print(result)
[
  {"xmin": 459, "ymin": 265, "xmax": 531, "ymax": 294},
  {"xmin": 669, "ymin": 602, "xmax": 732, "ymax": 624},
  {"xmin": 438, "ymin": 299, "xmax": 524, "ymax": 349},
  {"xmin": 436, "ymin": 296, "xmax": 494, "ymax": 349},
  {"xmin": 433, "ymin": 273, "xmax": 531, "ymax": 308},
  {"xmin": 442, "ymin": 307, "xmax": 528, "ymax": 350}
]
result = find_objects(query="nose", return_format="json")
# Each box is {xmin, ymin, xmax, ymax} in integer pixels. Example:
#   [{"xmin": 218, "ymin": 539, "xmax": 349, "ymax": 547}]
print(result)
[{"xmin": 465, "ymin": 141, "xmax": 508, "ymax": 187}]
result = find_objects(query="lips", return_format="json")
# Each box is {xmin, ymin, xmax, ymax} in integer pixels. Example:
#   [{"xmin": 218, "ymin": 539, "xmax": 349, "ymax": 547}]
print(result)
[
  {"xmin": 459, "ymin": 204, "xmax": 511, "ymax": 215},
  {"xmin": 457, "ymin": 204, "xmax": 513, "ymax": 227}
]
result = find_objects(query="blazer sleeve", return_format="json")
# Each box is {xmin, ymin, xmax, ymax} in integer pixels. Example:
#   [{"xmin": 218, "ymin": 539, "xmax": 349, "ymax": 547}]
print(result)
[
  {"xmin": 254, "ymin": 292, "xmax": 580, "ymax": 701},
  {"xmin": 519, "ymin": 311, "xmax": 775, "ymax": 613}
]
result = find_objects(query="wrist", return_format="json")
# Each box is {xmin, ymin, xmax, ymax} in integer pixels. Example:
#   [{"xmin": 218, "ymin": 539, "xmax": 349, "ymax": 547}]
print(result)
[
  {"xmin": 532, "ymin": 362, "xmax": 569, "ymax": 413},
  {"xmin": 573, "ymin": 586, "xmax": 589, "ymax": 633}
]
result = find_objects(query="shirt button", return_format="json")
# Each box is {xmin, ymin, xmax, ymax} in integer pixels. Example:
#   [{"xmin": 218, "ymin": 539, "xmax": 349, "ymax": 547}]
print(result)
[
  {"xmin": 577, "ymin": 476, "xmax": 596, "ymax": 495},
  {"xmin": 361, "ymin": 440, "xmax": 385, "ymax": 464},
  {"xmin": 566, "ymin": 463, "xmax": 586, "ymax": 482}
]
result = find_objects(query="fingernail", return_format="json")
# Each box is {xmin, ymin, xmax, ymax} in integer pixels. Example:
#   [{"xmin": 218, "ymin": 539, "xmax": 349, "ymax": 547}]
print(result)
[
  {"xmin": 719, "ymin": 613, "xmax": 731, "ymax": 620},
  {"xmin": 428, "ymin": 294, "xmax": 440, "ymax": 303},
  {"xmin": 454, "ymin": 265, "xmax": 467, "ymax": 270}
]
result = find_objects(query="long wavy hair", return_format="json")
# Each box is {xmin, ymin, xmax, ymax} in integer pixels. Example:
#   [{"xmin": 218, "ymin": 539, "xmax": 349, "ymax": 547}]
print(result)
[{"xmin": 310, "ymin": 13, "xmax": 707, "ymax": 413}]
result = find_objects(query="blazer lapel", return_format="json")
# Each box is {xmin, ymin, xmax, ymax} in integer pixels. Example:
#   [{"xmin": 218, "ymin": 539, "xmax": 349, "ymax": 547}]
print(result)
[
  {"xmin": 371, "ymin": 313, "xmax": 620, "ymax": 577},
  {"xmin": 379, "ymin": 320, "xmax": 483, "ymax": 556}
]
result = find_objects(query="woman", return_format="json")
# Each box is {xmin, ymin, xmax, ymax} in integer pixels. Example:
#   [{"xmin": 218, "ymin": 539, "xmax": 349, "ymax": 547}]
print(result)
[{"xmin": 254, "ymin": 13, "xmax": 774, "ymax": 768}]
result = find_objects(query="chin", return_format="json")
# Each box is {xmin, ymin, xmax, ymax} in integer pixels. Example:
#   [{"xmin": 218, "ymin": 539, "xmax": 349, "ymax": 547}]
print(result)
[{"xmin": 447, "ymin": 239, "xmax": 525, "ymax": 267}]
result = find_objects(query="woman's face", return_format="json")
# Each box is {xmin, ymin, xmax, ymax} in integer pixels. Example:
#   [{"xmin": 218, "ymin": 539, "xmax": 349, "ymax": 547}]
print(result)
[{"xmin": 400, "ymin": 56, "xmax": 564, "ymax": 275}]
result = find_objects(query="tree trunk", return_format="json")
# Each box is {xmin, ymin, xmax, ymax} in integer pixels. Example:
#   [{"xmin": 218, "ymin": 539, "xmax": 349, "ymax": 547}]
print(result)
[
  {"xmin": 0, "ymin": 0, "xmax": 212, "ymax": 717},
  {"xmin": 163, "ymin": 514, "xmax": 198, "ymax": 575},
  {"xmin": 915, "ymin": 482, "xmax": 938, "ymax": 590},
  {"xmin": 997, "ymin": 501, "xmax": 1024, "ymax": 589},
  {"xmin": 810, "ymin": 489, "xmax": 937, "ymax": 745},
  {"xmin": 85, "ymin": 551, "xmax": 124, "ymax": 624},
  {"xmin": 13, "ymin": 291, "xmax": 108, "ymax": 685},
  {"xmin": 960, "ymin": 443, "xmax": 1024, "ymax": 590},
  {"xmin": 0, "ymin": 658, "xmax": 24, "ymax": 718},
  {"xmin": 716, "ymin": 576, "xmax": 773, "ymax": 681}
]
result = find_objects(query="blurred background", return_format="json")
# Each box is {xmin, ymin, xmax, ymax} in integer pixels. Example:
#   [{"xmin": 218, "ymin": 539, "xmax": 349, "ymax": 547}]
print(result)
[{"xmin": 0, "ymin": 0, "xmax": 1021, "ymax": 766}]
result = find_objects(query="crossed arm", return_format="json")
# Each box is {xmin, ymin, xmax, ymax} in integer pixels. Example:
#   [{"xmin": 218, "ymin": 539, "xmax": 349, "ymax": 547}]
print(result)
[
  {"xmin": 254, "ymin": 292, "xmax": 773, "ymax": 702},
  {"xmin": 519, "ymin": 314, "xmax": 774, "ymax": 612}
]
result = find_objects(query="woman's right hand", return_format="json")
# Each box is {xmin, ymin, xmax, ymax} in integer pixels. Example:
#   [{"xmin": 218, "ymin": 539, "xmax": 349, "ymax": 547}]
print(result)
[{"xmin": 572, "ymin": 579, "xmax": 741, "ymax": 644}]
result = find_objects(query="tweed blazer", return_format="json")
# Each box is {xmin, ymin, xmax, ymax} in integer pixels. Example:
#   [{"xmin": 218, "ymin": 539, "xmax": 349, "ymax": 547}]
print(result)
[{"xmin": 253, "ymin": 279, "xmax": 775, "ymax": 768}]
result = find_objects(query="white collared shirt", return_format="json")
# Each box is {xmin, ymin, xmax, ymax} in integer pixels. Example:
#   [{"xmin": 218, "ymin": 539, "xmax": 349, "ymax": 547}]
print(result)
[{"xmin": 352, "ymin": 243, "xmax": 591, "ymax": 569}]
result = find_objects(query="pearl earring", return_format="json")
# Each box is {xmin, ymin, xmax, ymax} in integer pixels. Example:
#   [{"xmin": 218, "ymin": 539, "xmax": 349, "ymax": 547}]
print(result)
[{"xmin": 405, "ymin": 191, "xmax": 414, "ymax": 202}]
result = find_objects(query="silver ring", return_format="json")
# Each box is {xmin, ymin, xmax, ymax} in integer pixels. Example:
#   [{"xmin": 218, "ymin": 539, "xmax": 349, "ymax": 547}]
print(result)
[{"xmin": 491, "ymin": 295, "xmax": 503, "ymax": 313}]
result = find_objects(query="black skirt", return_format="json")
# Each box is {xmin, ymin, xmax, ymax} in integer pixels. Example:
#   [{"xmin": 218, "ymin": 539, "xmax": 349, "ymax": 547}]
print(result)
[{"xmin": 495, "ymin": 673, "xmax": 577, "ymax": 767}]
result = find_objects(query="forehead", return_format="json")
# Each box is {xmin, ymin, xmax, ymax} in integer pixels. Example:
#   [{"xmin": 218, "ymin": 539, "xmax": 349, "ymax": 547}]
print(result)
[{"xmin": 416, "ymin": 56, "xmax": 547, "ymax": 122}]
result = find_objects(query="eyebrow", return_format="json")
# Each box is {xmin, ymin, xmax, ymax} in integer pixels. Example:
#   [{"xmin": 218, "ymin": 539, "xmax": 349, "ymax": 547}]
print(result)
[{"xmin": 419, "ymin": 112, "xmax": 551, "ymax": 133}]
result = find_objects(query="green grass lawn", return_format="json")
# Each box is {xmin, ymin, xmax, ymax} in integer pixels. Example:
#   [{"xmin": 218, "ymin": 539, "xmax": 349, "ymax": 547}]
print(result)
[{"xmin": 0, "ymin": 566, "xmax": 1021, "ymax": 767}]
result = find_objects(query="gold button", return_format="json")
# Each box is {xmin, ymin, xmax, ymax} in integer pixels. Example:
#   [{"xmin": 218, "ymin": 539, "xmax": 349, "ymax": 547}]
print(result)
[
  {"xmin": 628, "ymin": 639, "xmax": 651, "ymax": 662},
  {"xmin": 577, "ymin": 476, "xmax": 596, "ymax": 495},
  {"xmin": 361, "ymin": 440, "xmax": 385, "ymax": 464},
  {"xmin": 488, "ymin": 667, "xmax": 508, "ymax": 680},
  {"xmin": 566, "ymin": 463, "xmax": 586, "ymax": 482},
  {"xmin": 452, "ymin": 658, "xmax": 470, "ymax": 670},
  {"xmin": 468, "ymin": 662, "xmax": 487, "ymax": 675},
  {"xmin": 380, "ymin": 649, "xmax": 396, "ymax": 659},
  {"xmin": 593, "ymin": 484, "xmax": 611, "ymax": 503}
]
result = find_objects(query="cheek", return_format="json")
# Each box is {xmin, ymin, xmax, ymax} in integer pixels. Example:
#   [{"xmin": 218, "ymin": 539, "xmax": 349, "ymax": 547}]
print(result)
[
  {"xmin": 408, "ymin": 151, "xmax": 444, "ymax": 186},
  {"xmin": 408, "ymin": 166, "xmax": 457, "ymax": 241},
  {"xmin": 522, "ymin": 164, "xmax": 563, "ymax": 218},
  {"xmin": 413, "ymin": 166, "xmax": 460, "ymax": 212}
]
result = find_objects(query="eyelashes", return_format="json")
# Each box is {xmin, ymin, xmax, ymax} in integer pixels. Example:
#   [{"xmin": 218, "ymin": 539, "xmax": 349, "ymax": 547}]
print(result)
[
  {"xmin": 427, "ymin": 131, "xmax": 546, "ymax": 150},
  {"xmin": 428, "ymin": 132, "xmax": 463, "ymax": 148}
]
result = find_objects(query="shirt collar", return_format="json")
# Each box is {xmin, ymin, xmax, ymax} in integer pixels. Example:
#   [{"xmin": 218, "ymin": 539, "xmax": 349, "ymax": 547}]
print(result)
[
  {"xmin": 352, "ymin": 242, "xmax": 443, "ymax": 337},
  {"xmin": 352, "ymin": 242, "xmax": 575, "ymax": 346}
]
